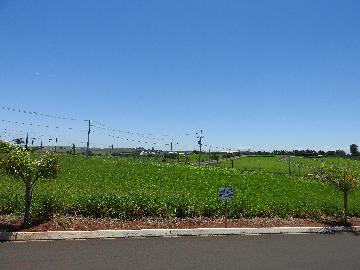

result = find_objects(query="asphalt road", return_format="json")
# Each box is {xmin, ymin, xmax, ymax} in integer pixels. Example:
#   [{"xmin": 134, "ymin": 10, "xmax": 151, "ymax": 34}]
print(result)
[{"xmin": 1, "ymin": 233, "xmax": 360, "ymax": 270}]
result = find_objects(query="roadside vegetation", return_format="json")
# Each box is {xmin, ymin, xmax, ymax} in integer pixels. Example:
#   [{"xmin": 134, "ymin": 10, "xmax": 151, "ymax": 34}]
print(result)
[
  {"xmin": 0, "ymin": 141, "xmax": 60, "ymax": 226},
  {"xmin": 1, "ymin": 151, "xmax": 360, "ymax": 224}
]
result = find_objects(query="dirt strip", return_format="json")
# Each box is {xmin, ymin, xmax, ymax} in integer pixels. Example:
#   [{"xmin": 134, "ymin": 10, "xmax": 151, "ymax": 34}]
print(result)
[{"xmin": 2, "ymin": 215, "xmax": 360, "ymax": 232}]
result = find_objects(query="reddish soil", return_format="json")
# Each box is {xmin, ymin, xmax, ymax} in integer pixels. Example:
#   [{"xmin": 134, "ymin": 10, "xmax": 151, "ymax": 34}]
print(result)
[{"xmin": 1, "ymin": 215, "xmax": 360, "ymax": 232}]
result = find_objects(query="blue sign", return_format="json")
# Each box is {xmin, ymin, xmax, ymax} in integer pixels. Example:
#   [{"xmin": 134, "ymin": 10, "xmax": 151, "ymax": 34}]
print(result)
[{"xmin": 218, "ymin": 188, "xmax": 234, "ymax": 201}]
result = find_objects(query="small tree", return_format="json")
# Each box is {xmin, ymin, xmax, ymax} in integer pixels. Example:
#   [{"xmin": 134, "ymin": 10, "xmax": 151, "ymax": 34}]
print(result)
[
  {"xmin": 350, "ymin": 144, "xmax": 359, "ymax": 156},
  {"xmin": 13, "ymin": 138, "xmax": 24, "ymax": 145},
  {"xmin": 317, "ymin": 163, "xmax": 359, "ymax": 222},
  {"xmin": 0, "ymin": 141, "xmax": 60, "ymax": 227}
]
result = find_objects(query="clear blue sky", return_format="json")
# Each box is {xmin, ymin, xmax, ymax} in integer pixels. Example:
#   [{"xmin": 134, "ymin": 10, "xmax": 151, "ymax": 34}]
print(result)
[{"xmin": 1, "ymin": 0, "xmax": 359, "ymax": 151}]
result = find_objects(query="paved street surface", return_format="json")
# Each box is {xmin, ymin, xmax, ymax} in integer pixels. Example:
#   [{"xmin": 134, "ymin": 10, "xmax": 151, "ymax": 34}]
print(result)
[{"xmin": 1, "ymin": 233, "xmax": 360, "ymax": 270}]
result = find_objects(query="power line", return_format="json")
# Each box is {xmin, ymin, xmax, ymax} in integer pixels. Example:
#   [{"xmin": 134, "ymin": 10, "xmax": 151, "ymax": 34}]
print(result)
[{"xmin": 1, "ymin": 105, "xmax": 235, "ymax": 152}]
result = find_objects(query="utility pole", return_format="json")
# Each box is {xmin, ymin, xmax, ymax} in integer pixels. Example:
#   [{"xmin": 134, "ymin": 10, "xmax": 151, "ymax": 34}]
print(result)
[
  {"xmin": 25, "ymin": 132, "xmax": 29, "ymax": 150},
  {"xmin": 84, "ymin": 120, "xmax": 91, "ymax": 157},
  {"xmin": 196, "ymin": 130, "xmax": 204, "ymax": 166},
  {"xmin": 209, "ymin": 148, "xmax": 211, "ymax": 165},
  {"xmin": 169, "ymin": 140, "xmax": 178, "ymax": 152}
]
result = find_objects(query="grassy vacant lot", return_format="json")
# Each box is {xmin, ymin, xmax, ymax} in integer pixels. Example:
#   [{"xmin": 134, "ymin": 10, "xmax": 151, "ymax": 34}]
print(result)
[
  {"xmin": 174, "ymin": 153, "xmax": 225, "ymax": 163},
  {"xmin": 217, "ymin": 155, "xmax": 360, "ymax": 175},
  {"xmin": 1, "ymin": 155, "xmax": 360, "ymax": 220},
  {"xmin": 291, "ymin": 156, "xmax": 360, "ymax": 172},
  {"xmin": 218, "ymin": 156, "xmax": 312, "ymax": 175}
]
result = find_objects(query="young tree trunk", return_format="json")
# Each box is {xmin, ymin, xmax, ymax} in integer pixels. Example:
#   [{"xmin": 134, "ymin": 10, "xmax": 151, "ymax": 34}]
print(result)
[
  {"xmin": 23, "ymin": 183, "xmax": 33, "ymax": 227},
  {"xmin": 343, "ymin": 190, "xmax": 348, "ymax": 223}
]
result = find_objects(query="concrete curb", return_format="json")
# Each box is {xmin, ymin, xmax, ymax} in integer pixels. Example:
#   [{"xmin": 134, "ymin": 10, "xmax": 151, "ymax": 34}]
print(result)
[{"xmin": 1, "ymin": 226, "xmax": 360, "ymax": 241}]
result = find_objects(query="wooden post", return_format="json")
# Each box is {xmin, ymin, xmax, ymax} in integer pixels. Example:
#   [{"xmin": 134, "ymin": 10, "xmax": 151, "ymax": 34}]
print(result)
[
  {"xmin": 209, "ymin": 149, "xmax": 211, "ymax": 165},
  {"xmin": 288, "ymin": 155, "xmax": 291, "ymax": 174}
]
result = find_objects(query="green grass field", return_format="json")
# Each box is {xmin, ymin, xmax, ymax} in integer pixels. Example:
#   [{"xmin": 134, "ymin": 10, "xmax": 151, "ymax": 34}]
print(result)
[
  {"xmin": 291, "ymin": 156, "xmax": 360, "ymax": 172},
  {"xmin": 216, "ymin": 155, "xmax": 360, "ymax": 176},
  {"xmin": 216, "ymin": 156, "xmax": 312, "ymax": 175},
  {"xmin": 1, "ymin": 155, "xmax": 360, "ymax": 220}
]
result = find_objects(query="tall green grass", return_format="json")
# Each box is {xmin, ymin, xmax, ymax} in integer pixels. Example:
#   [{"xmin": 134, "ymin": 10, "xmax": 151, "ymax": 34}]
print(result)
[
  {"xmin": 219, "ymin": 156, "xmax": 312, "ymax": 175},
  {"xmin": 1, "ymin": 155, "xmax": 359, "ymax": 219}
]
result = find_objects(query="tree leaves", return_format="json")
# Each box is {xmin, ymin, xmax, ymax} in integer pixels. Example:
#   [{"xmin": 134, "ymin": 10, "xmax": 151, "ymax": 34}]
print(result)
[
  {"xmin": 0, "ymin": 141, "xmax": 60, "ymax": 185},
  {"xmin": 316, "ymin": 163, "xmax": 359, "ymax": 192}
]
